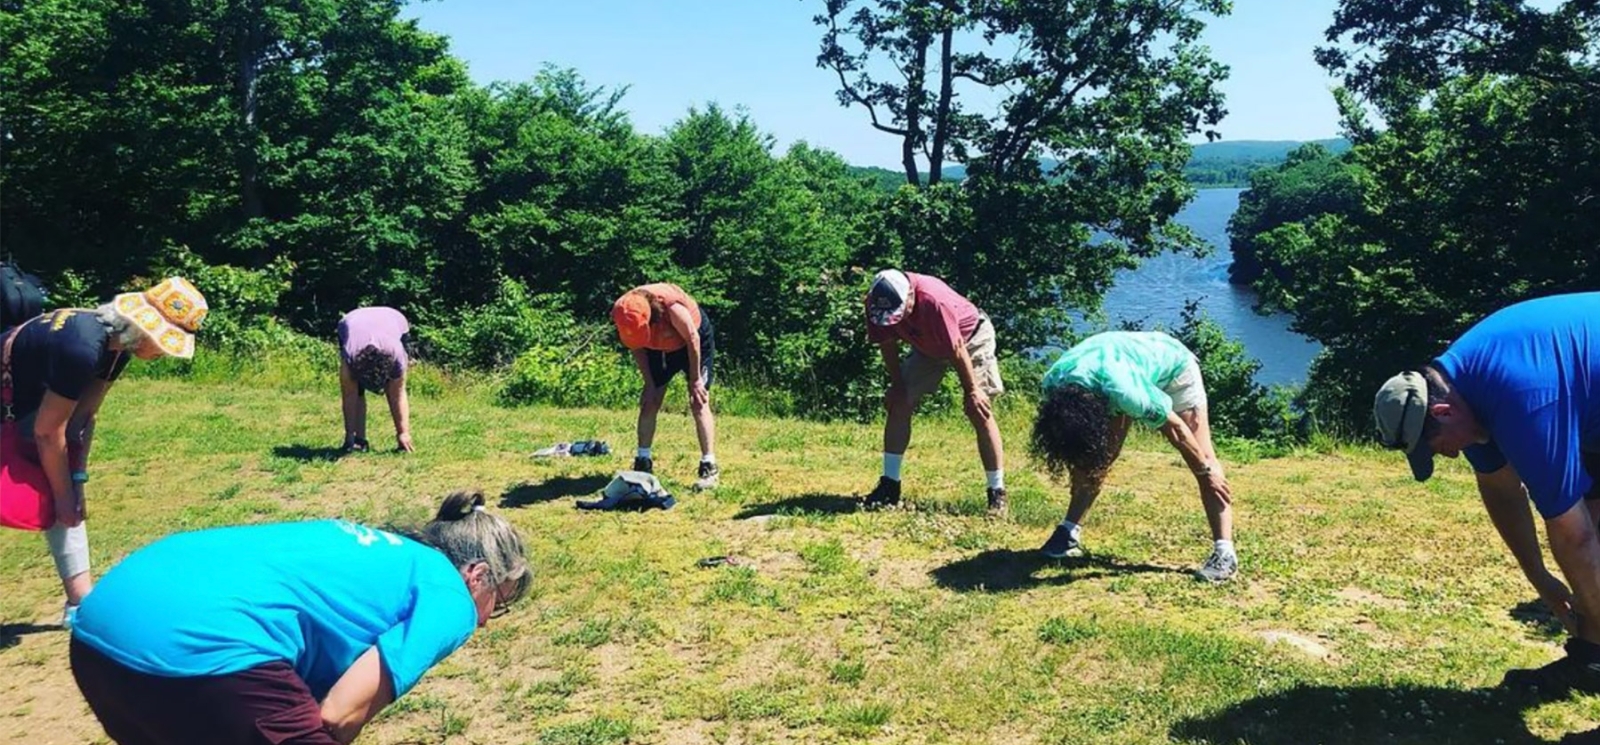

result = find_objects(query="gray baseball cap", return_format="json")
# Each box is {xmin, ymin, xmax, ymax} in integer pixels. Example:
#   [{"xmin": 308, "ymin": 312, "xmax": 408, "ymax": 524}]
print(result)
[{"xmin": 1374, "ymin": 371, "xmax": 1434, "ymax": 481}]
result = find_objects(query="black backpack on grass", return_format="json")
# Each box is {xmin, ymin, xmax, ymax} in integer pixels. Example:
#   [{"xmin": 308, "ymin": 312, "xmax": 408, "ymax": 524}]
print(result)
[{"xmin": 1, "ymin": 261, "xmax": 47, "ymax": 332}]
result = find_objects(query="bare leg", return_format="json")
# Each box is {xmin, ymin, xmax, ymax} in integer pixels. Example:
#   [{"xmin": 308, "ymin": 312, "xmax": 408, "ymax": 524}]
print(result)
[
  {"xmin": 690, "ymin": 391, "xmax": 715, "ymax": 458},
  {"xmin": 1064, "ymin": 416, "xmax": 1129, "ymax": 524},
  {"xmin": 968, "ymin": 404, "xmax": 1003, "ymax": 473},
  {"xmin": 1180, "ymin": 406, "xmax": 1232, "ymax": 542},
  {"xmin": 637, "ymin": 385, "xmax": 665, "ymax": 450},
  {"xmin": 883, "ymin": 391, "xmax": 914, "ymax": 456},
  {"xmin": 339, "ymin": 361, "xmax": 366, "ymax": 444}
]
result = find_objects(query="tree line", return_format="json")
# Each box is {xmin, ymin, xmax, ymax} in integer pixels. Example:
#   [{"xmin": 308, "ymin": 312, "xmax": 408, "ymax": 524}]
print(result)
[{"xmin": 1227, "ymin": 0, "xmax": 1600, "ymax": 434}]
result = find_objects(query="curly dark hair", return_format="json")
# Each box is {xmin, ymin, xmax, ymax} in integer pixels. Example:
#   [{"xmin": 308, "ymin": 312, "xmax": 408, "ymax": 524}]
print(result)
[
  {"xmin": 351, "ymin": 346, "xmax": 400, "ymax": 394},
  {"xmin": 1031, "ymin": 385, "xmax": 1116, "ymax": 477}
]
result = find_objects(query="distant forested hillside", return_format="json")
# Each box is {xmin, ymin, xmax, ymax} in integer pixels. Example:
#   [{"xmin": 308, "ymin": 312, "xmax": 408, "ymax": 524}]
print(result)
[{"xmin": 848, "ymin": 138, "xmax": 1352, "ymax": 190}]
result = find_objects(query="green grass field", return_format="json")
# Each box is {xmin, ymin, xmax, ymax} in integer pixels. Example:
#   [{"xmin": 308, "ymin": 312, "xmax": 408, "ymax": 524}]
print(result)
[{"xmin": 4, "ymin": 373, "xmax": 1598, "ymax": 744}]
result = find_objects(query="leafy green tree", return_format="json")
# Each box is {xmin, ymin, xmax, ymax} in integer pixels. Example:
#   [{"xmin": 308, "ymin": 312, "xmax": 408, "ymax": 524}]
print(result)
[
  {"xmin": 814, "ymin": 0, "xmax": 1232, "ymax": 348},
  {"xmin": 1226, "ymin": 144, "xmax": 1362, "ymax": 287},
  {"xmin": 1263, "ymin": 81, "xmax": 1599, "ymax": 430}
]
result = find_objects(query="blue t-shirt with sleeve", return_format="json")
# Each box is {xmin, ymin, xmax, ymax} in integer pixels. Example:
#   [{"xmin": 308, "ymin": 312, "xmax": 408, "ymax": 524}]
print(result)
[
  {"xmin": 1434, "ymin": 292, "xmax": 1600, "ymax": 519},
  {"xmin": 72, "ymin": 520, "xmax": 478, "ymax": 699},
  {"xmin": 1042, "ymin": 331, "xmax": 1196, "ymax": 428}
]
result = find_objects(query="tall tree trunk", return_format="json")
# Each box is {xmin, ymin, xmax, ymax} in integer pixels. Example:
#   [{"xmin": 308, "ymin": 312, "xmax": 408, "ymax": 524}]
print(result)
[
  {"xmin": 237, "ymin": 0, "xmax": 264, "ymax": 220},
  {"xmin": 902, "ymin": 34, "xmax": 929, "ymax": 186},
  {"xmin": 929, "ymin": 25, "xmax": 954, "ymax": 184}
]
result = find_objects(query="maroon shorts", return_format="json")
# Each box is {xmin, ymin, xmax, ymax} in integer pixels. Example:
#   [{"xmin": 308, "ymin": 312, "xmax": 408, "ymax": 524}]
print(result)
[{"xmin": 71, "ymin": 638, "xmax": 338, "ymax": 744}]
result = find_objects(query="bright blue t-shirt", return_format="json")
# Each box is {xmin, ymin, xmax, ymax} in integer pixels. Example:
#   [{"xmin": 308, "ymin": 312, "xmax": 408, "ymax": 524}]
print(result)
[
  {"xmin": 73, "ymin": 520, "xmax": 478, "ymax": 699},
  {"xmin": 1434, "ymin": 292, "xmax": 1600, "ymax": 519}
]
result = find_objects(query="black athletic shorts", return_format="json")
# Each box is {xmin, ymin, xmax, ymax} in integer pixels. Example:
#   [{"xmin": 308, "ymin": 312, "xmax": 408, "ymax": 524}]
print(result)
[{"xmin": 646, "ymin": 313, "xmax": 714, "ymax": 390}]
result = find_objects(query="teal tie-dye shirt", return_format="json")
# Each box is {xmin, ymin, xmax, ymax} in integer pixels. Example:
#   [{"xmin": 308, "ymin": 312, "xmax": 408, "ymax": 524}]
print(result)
[{"xmin": 1042, "ymin": 331, "xmax": 1195, "ymax": 428}]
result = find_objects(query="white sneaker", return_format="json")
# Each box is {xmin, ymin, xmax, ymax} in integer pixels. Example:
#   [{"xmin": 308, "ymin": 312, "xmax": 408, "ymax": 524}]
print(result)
[{"xmin": 1194, "ymin": 549, "xmax": 1238, "ymax": 583}]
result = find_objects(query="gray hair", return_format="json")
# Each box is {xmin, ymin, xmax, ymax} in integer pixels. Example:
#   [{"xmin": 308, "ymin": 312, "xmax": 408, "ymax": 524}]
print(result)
[
  {"xmin": 411, "ymin": 491, "xmax": 531, "ymax": 609},
  {"xmin": 94, "ymin": 303, "xmax": 149, "ymax": 349}
]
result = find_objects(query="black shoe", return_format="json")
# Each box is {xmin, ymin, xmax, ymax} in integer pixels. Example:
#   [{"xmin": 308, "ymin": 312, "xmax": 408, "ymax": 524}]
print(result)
[
  {"xmin": 862, "ymin": 476, "xmax": 901, "ymax": 510},
  {"xmin": 693, "ymin": 461, "xmax": 720, "ymax": 491},
  {"xmin": 986, "ymin": 487, "xmax": 1008, "ymax": 515},
  {"xmin": 344, "ymin": 436, "xmax": 370, "ymax": 454},
  {"xmin": 632, "ymin": 456, "xmax": 653, "ymax": 473},
  {"xmin": 1040, "ymin": 525, "xmax": 1085, "ymax": 559},
  {"xmin": 1503, "ymin": 638, "xmax": 1600, "ymax": 694}
]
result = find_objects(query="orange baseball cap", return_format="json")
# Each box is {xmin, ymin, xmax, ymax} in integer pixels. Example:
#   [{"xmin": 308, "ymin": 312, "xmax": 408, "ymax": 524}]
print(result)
[{"xmin": 612, "ymin": 291, "xmax": 651, "ymax": 349}]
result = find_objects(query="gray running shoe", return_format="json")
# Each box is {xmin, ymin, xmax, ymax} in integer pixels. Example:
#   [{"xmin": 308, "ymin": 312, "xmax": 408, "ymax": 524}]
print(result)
[{"xmin": 1194, "ymin": 547, "xmax": 1239, "ymax": 582}]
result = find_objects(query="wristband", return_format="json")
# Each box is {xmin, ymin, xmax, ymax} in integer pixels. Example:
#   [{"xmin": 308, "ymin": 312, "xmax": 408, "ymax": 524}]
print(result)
[
  {"xmin": 70, "ymin": 471, "xmax": 90, "ymax": 484},
  {"xmin": 1192, "ymin": 462, "xmax": 1213, "ymax": 477}
]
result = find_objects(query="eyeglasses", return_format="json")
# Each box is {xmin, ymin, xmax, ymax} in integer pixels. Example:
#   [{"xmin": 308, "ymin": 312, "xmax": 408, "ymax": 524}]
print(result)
[{"xmin": 490, "ymin": 581, "xmax": 513, "ymax": 619}]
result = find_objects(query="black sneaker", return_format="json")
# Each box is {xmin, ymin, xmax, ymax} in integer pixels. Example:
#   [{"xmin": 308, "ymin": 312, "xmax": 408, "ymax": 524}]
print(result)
[
  {"xmin": 344, "ymin": 436, "xmax": 370, "ymax": 454},
  {"xmin": 693, "ymin": 461, "xmax": 720, "ymax": 491},
  {"xmin": 1504, "ymin": 638, "xmax": 1600, "ymax": 693},
  {"xmin": 862, "ymin": 476, "xmax": 901, "ymax": 510},
  {"xmin": 632, "ymin": 456, "xmax": 653, "ymax": 473},
  {"xmin": 1040, "ymin": 525, "xmax": 1085, "ymax": 559},
  {"xmin": 986, "ymin": 487, "xmax": 1008, "ymax": 516}
]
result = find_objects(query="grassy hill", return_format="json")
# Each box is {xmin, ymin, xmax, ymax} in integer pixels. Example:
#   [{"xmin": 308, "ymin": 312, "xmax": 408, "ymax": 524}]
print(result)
[
  {"xmin": 850, "ymin": 139, "xmax": 1352, "ymax": 190},
  {"xmin": 4, "ymin": 372, "xmax": 1596, "ymax": 744}
]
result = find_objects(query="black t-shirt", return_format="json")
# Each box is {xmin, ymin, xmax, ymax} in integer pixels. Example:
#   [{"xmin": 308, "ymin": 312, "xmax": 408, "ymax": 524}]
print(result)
[{"xmin": 3, "ymin": 310, "xmax": 130, "ymax": 419}]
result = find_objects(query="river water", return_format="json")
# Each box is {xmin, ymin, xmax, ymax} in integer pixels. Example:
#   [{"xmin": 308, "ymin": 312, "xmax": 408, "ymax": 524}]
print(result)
[{"xmin": 1098, "ymin": 187, "xmax": 1321, "ymax": 387}]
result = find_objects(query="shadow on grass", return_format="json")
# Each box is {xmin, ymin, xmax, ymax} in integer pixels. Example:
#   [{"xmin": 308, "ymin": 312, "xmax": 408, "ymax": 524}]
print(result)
[
  {"xmin": 734, "ymin": 493, "xmax": 860, "ymax": 520},
  {"xmin": 270, "ymin": 444, "xmax": 347, "ymax": 462},
  {"xmin": 1511, "ymin": 599, "xmax": 1567, "ymax": 640},
  {"xmin": 1169, "ymin": 682, "xmax": 1591, "ymax": 744},
  {"xmin": 501, "ymin": 475, "xmax": 613, "ymax": 508},
  {"xmin": 1, "ymin": 623, "xmax": 62, "ymax": 651},
  {"xmin": 929, "ymin": 549, "xmax": 1181, "ymax": 592}
]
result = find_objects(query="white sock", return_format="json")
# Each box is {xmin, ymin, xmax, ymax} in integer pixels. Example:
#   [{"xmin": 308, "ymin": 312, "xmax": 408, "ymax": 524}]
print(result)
[
  {"xmin": 882, "ymin": 453, "xmax": 904, "ymax": 481},
  {"xmin": 986, "ymin": 470, "xmax": 1004, "ymax": 490},
  {"xmin": 1059, "ymin": 519, "xmax": 1082, "ymax": 539},
  {"xmin": 1215, "ymin": 539, "xmax": 1235, "ymax": 556},
  {"xmin": 637, "ymin": 447, "xmax": 652, "ymax": 460},
  {"xmin": 701, "ymin": 454, "xmax": 716, "ymax": 466}
]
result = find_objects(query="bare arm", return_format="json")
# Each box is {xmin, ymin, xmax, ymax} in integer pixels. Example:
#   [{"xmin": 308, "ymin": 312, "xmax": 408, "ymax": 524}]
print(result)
[
  {"xmin": 1158, "ymin": 412, "xmax": 1210, "ymax": 473},
  {"xmin": 320, "ymin": 646, "xmax": 396, "ymax": 745},
  {"xmin": 877, "ymin": 339, "xmax": 905, "ymax": 389},
  {"xmin": 950, "ymin": 341, "xmax": 979, "ymax": 396},
  {"xmin": 631, "ymin": 348, "xmax": 653, "ymax": 385},
  {"xmin": 66, "ymin": 379, "xmax": 113, "ymax": 470},
  {"xmin": 385, "ymin": 373, "xmax": 412, "ymax": 451},
  {"xmin": 1477, "ymin": 465, "xmax": 1550, "ymax": 583},
  {"xmin": 1546, "ymin": 501, "xmax": 1600, "ymax": 641},
  {"xmin": 33, "ymin": 392, "xmax": 84, "ymax": 526},
  {"xmin": 666, "ymin": 305, "xmax": 701, "ymax": 384},
  {"xmin": 1160, "ymin": 411, "xmax": 1231, "ymax": 504}
]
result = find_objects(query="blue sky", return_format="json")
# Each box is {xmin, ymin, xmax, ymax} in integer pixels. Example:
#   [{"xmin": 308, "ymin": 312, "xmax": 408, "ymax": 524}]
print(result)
[{"xmin": 405, "ymin": 1, "xmax": 1347, "ymax": 168}]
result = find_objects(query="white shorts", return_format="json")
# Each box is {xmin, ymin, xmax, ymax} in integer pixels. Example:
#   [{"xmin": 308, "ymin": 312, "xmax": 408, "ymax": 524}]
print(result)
[{"xmin": 1164, "ymin": 356, "xmax": 1208, "ymax": 414}]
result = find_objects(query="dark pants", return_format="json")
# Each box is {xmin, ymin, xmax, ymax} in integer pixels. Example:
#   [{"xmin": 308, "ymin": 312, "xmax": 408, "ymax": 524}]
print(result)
[
  {"xmin": 71, "ymin": 638, "xmax": 337, "ymax": 744},
  {"xmin": 646, "ymin": 314, "xmax": 715, "ymax": 389}
]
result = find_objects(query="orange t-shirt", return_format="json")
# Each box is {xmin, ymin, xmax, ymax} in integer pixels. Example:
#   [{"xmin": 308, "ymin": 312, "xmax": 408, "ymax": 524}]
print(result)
[{"xmin": 636, "ymin": 283, "xmax": 703, "ymax": 351}]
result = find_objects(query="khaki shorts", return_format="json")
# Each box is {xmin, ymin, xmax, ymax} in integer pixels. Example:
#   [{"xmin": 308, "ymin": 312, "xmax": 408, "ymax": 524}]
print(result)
[
  {"xmin": 903, "ymin": 315, "xmax": 1004, "ymax": 401},
  {"xmin": 1164, "ymin": 355, "xmax": 1207, "ymax": 414}
]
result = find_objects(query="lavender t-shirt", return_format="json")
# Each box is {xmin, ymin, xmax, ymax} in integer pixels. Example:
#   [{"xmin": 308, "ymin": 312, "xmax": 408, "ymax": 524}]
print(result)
[{"xmin": 338, "ymin": 307, "xmax": 410, "ymax": 372}]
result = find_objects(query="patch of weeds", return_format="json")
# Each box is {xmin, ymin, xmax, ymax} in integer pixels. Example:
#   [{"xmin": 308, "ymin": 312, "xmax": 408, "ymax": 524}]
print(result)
[
  {"xmin": 438, "ymin": 709, "xmax": 470, "ymax": 737},
  {"xmin": 705, "ymin": 566, "xmax": 781, "ymax": 608},
  {"xmin": 533, "ymin": 666, "xmax": 596, "ymax": 697},
  {"xmin": 554, "ymin": 617, "xmax": 615, "ymax": 648},
  {"xmin": 824, "ymin": 701, "xmax": 892, "ymax": 736},
  {"xmin": 829, "ymin": 658, "xmax": 867, "ymax": 685},
  {"xmin": 801, "ymin": 538, "xmax": 851, "ymax": 575},
  {"xmin": 1039, "ymin": 616, "xmax": 1100, "ymax": 646},
  {"xmin": 212, "ymin": 483, "xmax": 243, "ymax": 500},
  {"xmin": 538, "ymin": 716, "xmax": 635, "ymax": 745}
]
